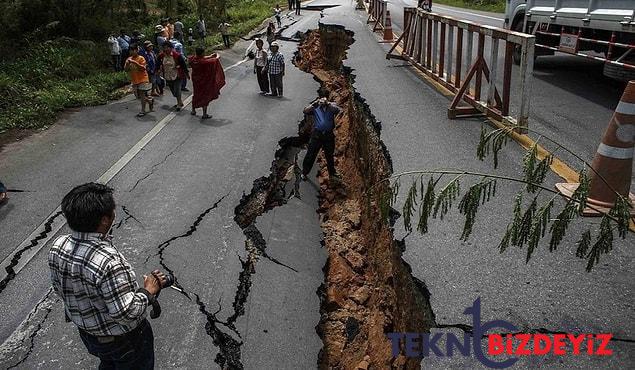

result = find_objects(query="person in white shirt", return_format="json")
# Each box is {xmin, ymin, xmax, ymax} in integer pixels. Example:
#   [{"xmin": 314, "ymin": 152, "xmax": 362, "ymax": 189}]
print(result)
[
  {"xmin": 253, "ymin": 38, "xmax": 269, "ymax": 94},
  {"xmin": 107, "ymin": 35, "xmax": 121, "ymax": 71},
  {"xmin": 219, "ymin": 21, "xmax": 232, "ymax": 48}
]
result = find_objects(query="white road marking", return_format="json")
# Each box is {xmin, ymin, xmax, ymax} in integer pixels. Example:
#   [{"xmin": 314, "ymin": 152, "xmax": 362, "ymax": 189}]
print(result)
[
  {"xmin": 0, "ymin": 58, "xmax": 249, "ymax": 287},
  {"xmin": 433, "ymin": 4, "xmax": 505, "ymax": 22}
]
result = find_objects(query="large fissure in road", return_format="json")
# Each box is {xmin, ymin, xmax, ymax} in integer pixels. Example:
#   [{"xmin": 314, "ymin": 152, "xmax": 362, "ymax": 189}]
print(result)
[{"xmin": 295, "ymin": 25, "xmax": 436, "ymax": 368}]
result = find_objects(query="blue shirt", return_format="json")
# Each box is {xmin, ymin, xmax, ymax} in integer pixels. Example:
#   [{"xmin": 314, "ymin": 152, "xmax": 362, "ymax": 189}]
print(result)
[
  {"xmin": 117, "ymin": 36, "xmax": 130, "ymax": 51},
  {"xmin": 308, "ymin": 103, "xmax": 340, "ymax": 133},
  {"xmin": 139, "ymin": 49, "xmax": 156, "ymax": 74}
]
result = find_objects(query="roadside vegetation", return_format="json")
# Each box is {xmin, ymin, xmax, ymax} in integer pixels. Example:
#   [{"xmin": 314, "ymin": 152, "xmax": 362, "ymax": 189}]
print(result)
[
  {"xmin": 0, "ymin": 0, "xmax": 279, "ymax": 134},
  {"xmin": 433, "ymin": 0, "xmax": 506, "ymax": 13}
]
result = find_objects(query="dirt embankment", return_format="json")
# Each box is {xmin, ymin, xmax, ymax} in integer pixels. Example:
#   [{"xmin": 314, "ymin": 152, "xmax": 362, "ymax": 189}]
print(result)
[{"xmin": 295, "ymin": 25, "xmax": 435, "ymax": 369}]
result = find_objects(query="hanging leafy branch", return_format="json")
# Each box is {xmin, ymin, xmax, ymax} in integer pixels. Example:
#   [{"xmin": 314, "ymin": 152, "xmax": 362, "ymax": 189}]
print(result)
[{"xmin": 372, "ymin": 124, "xmax": 633, "ymax": 272}]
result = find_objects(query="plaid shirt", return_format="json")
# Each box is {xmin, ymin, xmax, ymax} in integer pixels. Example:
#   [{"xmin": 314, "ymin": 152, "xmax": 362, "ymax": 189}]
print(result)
[
  {"xmin": 267, "ymin": 52, "xmax": 285, "ymax": 75},
  {"xmin": 49, "ymin": 232, "xmax": 150, "ymax": 336}
]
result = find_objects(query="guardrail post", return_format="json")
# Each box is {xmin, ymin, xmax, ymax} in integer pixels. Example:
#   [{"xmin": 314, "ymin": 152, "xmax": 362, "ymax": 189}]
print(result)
[
  {"xmin": 518, "ymin": 37, "xmax": 535, "ymax": 132},
  {"xmin": 487, "ymin": 38, "xmax": 499, "ymax": 109},
  {"xmin": 455, "ymin": 28, "xmax": 463, "ymax": 88}
]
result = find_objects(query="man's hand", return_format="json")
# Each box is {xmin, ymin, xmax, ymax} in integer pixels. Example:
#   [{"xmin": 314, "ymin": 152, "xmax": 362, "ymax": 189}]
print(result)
[
  {"xmin": 143, "ymin": 274, "xmax": 160, "ymax": 295},
  {"xmin": 151, "ymin": 269, "xmax": 168, "ymax": 287}
]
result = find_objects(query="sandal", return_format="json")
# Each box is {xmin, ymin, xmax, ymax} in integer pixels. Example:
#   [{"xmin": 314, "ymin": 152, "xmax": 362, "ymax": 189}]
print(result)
[
  {"xmin": 137, "ymin": 112, "xmax": 147, "ymax": 117},
  {"xmin": 201, "ymin": 114, "xmax": 212, "ymax": 120}
]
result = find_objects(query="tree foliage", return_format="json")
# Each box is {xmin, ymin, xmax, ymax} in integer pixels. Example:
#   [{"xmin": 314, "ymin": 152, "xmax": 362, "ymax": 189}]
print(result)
[{"xmin": 376, "ymin": 125, "xmax": 633, "ymax": 272}]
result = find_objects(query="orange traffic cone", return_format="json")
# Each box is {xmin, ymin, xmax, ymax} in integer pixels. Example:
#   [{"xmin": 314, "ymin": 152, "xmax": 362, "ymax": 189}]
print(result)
[
  {"xmin": 383, "ymin": 10, "xmax": 394, "ymax": 41},
  {"xmin": 556, "ymin": 81, "xmax": 635, "ymax": 216}
]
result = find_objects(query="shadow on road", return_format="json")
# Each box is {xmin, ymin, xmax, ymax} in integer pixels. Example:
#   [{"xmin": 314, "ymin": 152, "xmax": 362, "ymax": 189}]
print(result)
[{"xmin": 533, "ymin": 55, "xmax": 624, "ymax": 109}]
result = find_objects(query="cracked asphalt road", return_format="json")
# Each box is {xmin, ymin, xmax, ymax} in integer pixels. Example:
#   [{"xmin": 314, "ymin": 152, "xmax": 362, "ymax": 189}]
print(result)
[
  {"xmin": 0, "ymin": 10, "xmax": 327, "ymax": 368},
  {"xmin": 0, "ymin": 1, "xmax": 633, "ymax": 369}
]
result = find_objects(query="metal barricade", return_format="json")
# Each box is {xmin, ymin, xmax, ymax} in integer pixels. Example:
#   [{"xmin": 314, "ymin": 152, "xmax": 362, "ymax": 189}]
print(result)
[
  {"xmin": 367, "ymin": 0, "xmax": 387, "ymax": 32},
  {"xmin": 387, "ymin": 7, "xmax": 536, "ymax": 129}
]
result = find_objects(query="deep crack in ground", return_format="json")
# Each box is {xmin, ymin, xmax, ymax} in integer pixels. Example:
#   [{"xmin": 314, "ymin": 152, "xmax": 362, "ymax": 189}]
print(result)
[
  {"xmin": 0, "ymin": 211, "xmax": 64, "ymax": 295},
  {"xmin": 221, "ymin": 111, "xmax": 312, "ymax": 361}
]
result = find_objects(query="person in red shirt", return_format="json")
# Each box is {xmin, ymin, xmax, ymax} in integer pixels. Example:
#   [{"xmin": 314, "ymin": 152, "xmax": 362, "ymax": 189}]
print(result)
[
  {"xmin": 188, "ymin": 47, "xmax": 225, "ymax": 119},
  {"xmin": 124, "ymin": 44, "xmax": 154, "ymax": 117}
]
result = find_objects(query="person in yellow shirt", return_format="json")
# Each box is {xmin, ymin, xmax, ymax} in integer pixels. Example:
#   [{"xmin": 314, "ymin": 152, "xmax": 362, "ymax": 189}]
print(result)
[{"xmin": 125, "ymin": 44, "xmax": 154, "ymax": 117}]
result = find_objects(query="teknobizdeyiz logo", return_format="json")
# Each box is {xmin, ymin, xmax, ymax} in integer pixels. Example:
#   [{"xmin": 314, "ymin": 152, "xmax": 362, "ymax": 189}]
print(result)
[{"xmin": 388, "ymin": 298, "xmax": 613, "ymax": 369}]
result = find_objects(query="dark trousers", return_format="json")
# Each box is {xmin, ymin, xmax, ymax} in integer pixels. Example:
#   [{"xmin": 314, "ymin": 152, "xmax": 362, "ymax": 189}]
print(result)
[
  {"xmin": 295, "ymin": 1, "xmax": 301, "ymax": 14},
  {"xmin": 288, "ymin": 0, "xmax": 294, "ymax": 9},
  {"xmin": 256, "ymin": 66, "xmax": 269, "ymax": 93},
  {"xmin": 222, "ymin": 34, "xmax": 230, "ymax": 48},
  {"xmin": 79, "ymin": 319, "xmax": 154, "ymax": 370},
  {"xmin": 111, "ymin": 55, "xmax": 121, "ymax": 72},
  {"xmin": 303, "ymin": 130, "xmax": 336, "ymax": 176},
  {"xmin": 120, "ymin": 49, "xmax": 129, "ymax": 71},
  {"xmin": 269, "ymin": 73, "xmax": 283, "ymax": 96},
  {"xmin": 181, "ymin": 77, "xmax": 187, "ymax": 90}
]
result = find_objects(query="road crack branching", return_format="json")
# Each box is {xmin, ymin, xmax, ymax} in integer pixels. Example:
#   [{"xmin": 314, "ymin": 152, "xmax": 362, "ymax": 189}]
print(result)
[
  {"xmin": 144, "ymin": 194, "xmax": 249, "ymax": 367},
  {"xmin": 114, "ymin": 205, "xmax": 144, "ymax": 229},
  {"xmin": 128, "ymin": 129, "xmax": 195, "ymax": 192},
  {"xmin": 221, "ymin": 113, "xmax": 312, "ymax": 362},
  {"xmin": 1, "ymin": 289, "xmax": 56, "ymax": 369},
  {"xmin": 0, "ymin": 211, "xmax": 64, "ymax": 295}
]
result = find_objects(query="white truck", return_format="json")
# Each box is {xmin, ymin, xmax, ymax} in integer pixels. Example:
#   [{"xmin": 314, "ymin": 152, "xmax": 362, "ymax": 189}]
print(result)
[{"xmin": 504, "ymin": 0, "xmax": 635, "ymax": 80}]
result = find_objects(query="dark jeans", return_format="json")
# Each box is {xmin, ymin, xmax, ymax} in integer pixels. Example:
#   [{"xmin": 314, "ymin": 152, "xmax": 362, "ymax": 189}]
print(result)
[
  {"xmin": 120, "ymin": 49, "xmax": 129, "ymax": 71},
  {"xmin": 269, "ymin": 73, "xmax": 283, "ymax": 96},
  {"xmin": 79, "ymin": 319, "xmax": 154, "ymax": 370},
  {"xmin": 303, "ymin": 130, "xmax": 336, "ymax": 176},
  {"xmin": 295, "ymin": 1, "xmax": 301, "ymax": 15},
  {"xmin": 181, "ymin": 77, "xmax": 187, "ymax": 90},
  {"xmin": 276, "ymin": 15, "xmax": 282, "ymax": 28},
  {"xmin": 111, "ymin": 55, "xmax": 121, "ymax": 72},
  {"xmin": 288, "ymin": 0, "xmax": 294, "ymax": 9},
  {"xmin": 256, "ymin": 66, "xmax": 269, "ymax": 93},
  {"xmin": 222, "ymin": 34, "xmax": 230, "ymax": 48}
]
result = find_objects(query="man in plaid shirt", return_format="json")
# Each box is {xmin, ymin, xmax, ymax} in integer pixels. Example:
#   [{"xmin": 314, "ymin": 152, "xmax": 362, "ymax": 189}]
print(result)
[
  {"xmin": 49, "ymin": 183, "xmax": 166, "ymax": 369},
  {"xmin": 267, "ymin": 41, "xmax": 285, "ymax": 97}
]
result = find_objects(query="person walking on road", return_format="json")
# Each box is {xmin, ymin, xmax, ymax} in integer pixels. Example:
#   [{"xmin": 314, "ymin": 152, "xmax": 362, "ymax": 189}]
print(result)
[
  {"xmin": 140, "ymin": 41, "xmax": 160, "ymax": 97},
  {"xmin": 301, "ymin": 91, "xmax": 341, "ymax": 182},
  {"xmin": 174, "ymin": 17, "xmax": 185, "ymax": 43},
  {"xmin": 196, "ymin": 16, "xmax": 206, "ymax": 39},
  {"xmin": 49, "ymin": 183, "xmax": 169, "ymax": 370},
  {"xmin": 219, "ymin": 21, "xmax": 232, "ymax": 48},
  {"xmin": 158, "ymin": 42, "xmax": 190, "ymax": 111},
  {"xmin": 169, "ymin": 33, "xmax": 189, "ymax": 92},
  {"xmin": 295, "ymin": 0, "xmax": 301, "ymax": 15},
  {"xmin": 266, "ymin": 22, "xmax": 276, "ymax": 47},
  {"xmin": 189, "ymin": 47, "xmax": 225, "ymax": 119},
  {"xmin": 117, "ymin": 30, "xmax": 131, "ymax": 71},
  {"xmin": 253, "ymin": 39, "xmax": 269, "ymax": 95},
  {"xmin": 266, "ymin": 41, "xmax": 285, "ymax": 97},
  {"xmin": 107, "ymin": 34, "xmax": 121, "ymax": 71},
  {"xmin": 125, "ymin": 44, "xmax": 154, "ymax": 117},
  {"xmin": 274, "ymin": 5, "xmax": 282, "ymax": 28}
]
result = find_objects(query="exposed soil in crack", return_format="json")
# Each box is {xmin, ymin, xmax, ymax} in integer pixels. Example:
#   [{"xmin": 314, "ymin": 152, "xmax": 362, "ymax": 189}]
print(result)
[
  {"xmin": 295, "ymin": 25, "xmax": 435, "ymax": 369},
  {"xmin": 0, "ymin": 211, "xmax": 64, "ymax": 295}
]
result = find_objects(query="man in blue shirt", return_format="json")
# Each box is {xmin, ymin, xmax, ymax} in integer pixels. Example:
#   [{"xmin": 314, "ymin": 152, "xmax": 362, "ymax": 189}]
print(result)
[
  {"xmin": 117, "ymin": 30, "xmax": 131, "ymax": 71},
  {"xmin": 302, "ymin": 90, "xmax": 341, "ymax": 183}
]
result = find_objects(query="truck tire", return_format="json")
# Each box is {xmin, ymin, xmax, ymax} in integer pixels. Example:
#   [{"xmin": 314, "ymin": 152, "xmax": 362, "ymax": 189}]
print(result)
[{"xmin": 603, "ymin": 62, "xmax": 635, "ymax": 82}]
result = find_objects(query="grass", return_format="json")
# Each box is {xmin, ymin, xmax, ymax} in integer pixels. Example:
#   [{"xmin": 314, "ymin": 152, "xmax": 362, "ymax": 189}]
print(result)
[
  {"xmin": 0, "ymin": 40, "xmax": 127, "ymax": 133},
  {"xmin": 433, "ymin": 0, "xmax": 506, "ymax": 13},
  {"xmin": 0, "ymin": 0, "xmax": 281, "ymax": 133}
]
